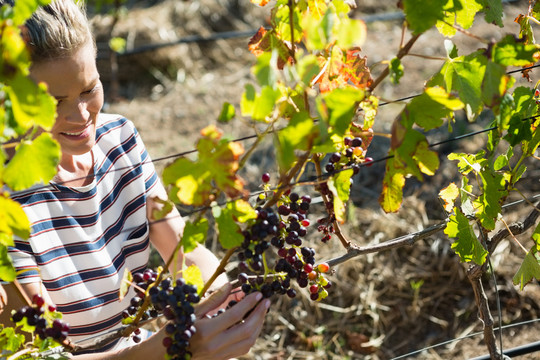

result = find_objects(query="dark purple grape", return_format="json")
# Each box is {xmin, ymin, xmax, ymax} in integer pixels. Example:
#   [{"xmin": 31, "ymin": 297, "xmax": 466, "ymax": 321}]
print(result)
[
  {"xmin": 329, "ymin": 152, "xmax": 341, "ymax": 163},
  {"xmin": 351, "ymin": 137, "xmax": 362, "ymax": 147}
]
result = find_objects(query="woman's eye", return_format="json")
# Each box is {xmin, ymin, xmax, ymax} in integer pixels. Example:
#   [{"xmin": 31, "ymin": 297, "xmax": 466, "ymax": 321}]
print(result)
[{"xmin": 83, "ymin": 85, "xmax": 100, "ymax": 95}]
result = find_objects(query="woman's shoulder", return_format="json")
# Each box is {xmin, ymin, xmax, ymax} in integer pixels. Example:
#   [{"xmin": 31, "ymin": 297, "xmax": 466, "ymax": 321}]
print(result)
[
  {"xmin": 97, "ymin": 113, "xmax": 134, "ymax": 129},
  {"xmin": 95, "ymin": 113, "xmax": 138, "ymax": 140}
]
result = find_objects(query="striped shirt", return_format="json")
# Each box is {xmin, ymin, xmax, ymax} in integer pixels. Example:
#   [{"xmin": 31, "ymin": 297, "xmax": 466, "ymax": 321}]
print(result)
[{"xmin": 9, "ymin": 113, "xmax": 159, "ymax": 344}]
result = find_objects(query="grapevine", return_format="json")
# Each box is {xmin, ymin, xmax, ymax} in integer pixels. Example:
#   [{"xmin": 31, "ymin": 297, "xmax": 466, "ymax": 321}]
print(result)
[{"xmin": 1, "ymin": 0, "xmax": 540, "ymax": 359}]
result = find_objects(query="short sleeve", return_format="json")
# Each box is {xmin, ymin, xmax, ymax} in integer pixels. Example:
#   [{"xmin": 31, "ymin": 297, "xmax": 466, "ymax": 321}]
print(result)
[{"xmin": 7, "ymin": 238, "xmax": 41, "ymax": 284}]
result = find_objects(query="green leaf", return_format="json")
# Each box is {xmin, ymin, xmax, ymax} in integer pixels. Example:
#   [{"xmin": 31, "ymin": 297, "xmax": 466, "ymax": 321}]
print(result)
[
  {"xmin": 302, "ymin": 6, "xmax": 333, "ymax": 50},
  {"xmin": 482, "ymin": 0, "xmax": 503, "ymax": 27},
  {"xmin": 0, "ymin": 195, "xmax": 30, "ymax": 242},
  {"xmin": 473, "ymin": 169, "xmax": 507, "ymax": 230},
  {"xmin": 11, "ymin": 0, "xmax": 50, "ymax": 25},
  {"xmin": 403, "ymin": 0, "xmax": 446, "ymax": 35},
  {"xmin": 336, "ymin": 17, "xmax": 366, "ymax": 49},
  {"xmin": 295, "ymin": 54, "xmax": 320, "ymax": 86},
  {"xmin": 391, "ymin": 116, "xmax": 440, "ymax": 180},
  {"xmin": 252, "ymin": 85, "xmax": 281, "ymax": 121},
  {"xmin": 327, "ymin": 169, "xmax": 353, "ymax": 223},
  {"xmin": 492, "ymin": 35, "xmax": 540, "ymax": 66},
  {"xmin": 183, "ymin": 265, "xmax": 204, "ymax": 296},
  {"xmin": 6, "ymin": 75, "xmax": 57, "ymax": 132},
  {"xmin": 320, "ymin": 87, "xmax": 364, "ymax": 136},
  {"xmin": 240, "ymin": 84, "xmax": 256, "ymax": 117},
  {"xmin": 455, "ymin": 0, "xmax": 482, "ymax": 29},
  {"xmin": 437, "ymin": 0, "xmax": 483, "ymax": 37},
  {"xmin": 273, "ymin": 2, "xmax": 302, "ymax": 43},
  {"xmin": 482, "ymin": 60, "xmax": 513, "ymax": 108},
  {"xmin": 253, "ymin": 51, "xmax": 278, "ymax": 88},
  {"xmin": 118, "ymin": 268, "xmax": 133, "ymax": 302},
  {"xmin": 275, "ymin": 111, "xmax": 316, "ymax": 172},
  {"xmin": 447, "ymin": 151, "xmax": 486, "ymax": 175},
  {"xmin": 0, "ymin": 245, "xmax": 16, "ymax": 282},
  {"xmin": 181, "ymin": 218, "xmax": 209, "ymax": 253},
  {"xmin": 0, "ymin": 326, "xmax": 25, "ymax": 353},
  {"xmin": 407, "ymin": 86, "xmax": 463, "ymax": 131},
  {"xmin": 493, "ymin": 146, "xmax": 512, "ymax": 171},
  {"xmin": 444, "ymin": 207, "xmax": 488, "ymax": 264},
  {"xmin": 217, "ymin": 102, "xmax": 235, "ymax": 123},
  {"xmin": 389, "ymin": 57, "xmax": 404, "ymax": 84},
  {"xmin": 4, "ymin": 133, "xmax": 60, "ymax": 191},
  {"xmin": 513, "ymin": 248, "xmax": 540, "ymax": 290},
  {"xmin": 212, "ymin": 200, "xmax": 256, "ymax": 249},
  {"xmin": 429, "ymin": 50, "xmax": 487, "ymax": 119}
]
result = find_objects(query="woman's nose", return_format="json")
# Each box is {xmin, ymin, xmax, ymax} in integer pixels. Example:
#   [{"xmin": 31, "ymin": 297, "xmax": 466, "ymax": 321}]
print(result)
[{"xmin": 66, "ymin": 101, "xmax": 89, "ymax": 123}]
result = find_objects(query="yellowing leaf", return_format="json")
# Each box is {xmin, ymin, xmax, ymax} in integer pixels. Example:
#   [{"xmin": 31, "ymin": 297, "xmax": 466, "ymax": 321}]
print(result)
[
  {"xmin": 0, "ymin": 195, "xmax": 30, "ymax": 242},
  {"xmin": 439, "ymin": 182, "xmax": 459, "ymax": 213},
  {"xmin": 4, "ymin": 133, "xmax": 60, "ymax": 191},
  {"xmin": 181, "ymin": 219, "xmax": 208, "ymax": 254},
  {"xmin": 413, "ymin": 141, "xmax": 439, "ymax": 176},
  {"xmin": 0, "ymin": 246, "xmax": 16, "ymax": 282},
  {"xmin": 308, "ymin": 0, "xmax": 327, "ymax": 20},
  {"xmin": 327, "ymin": 169, "xmax": 353, "ymax": 223},
  {"xmin": 380, "ymin": 163, "xmax": 406, "ymax": 213},
  {"xmin": 162, "ymin": 128, "xmax": 246, "ymax": 206},
  {"xmin": 118, "ymin": 268, "xmax": 133, "ymax": 302},
  {"xmin": 183, "ymin": 265, "xmax": 204, "ymax": 296}
]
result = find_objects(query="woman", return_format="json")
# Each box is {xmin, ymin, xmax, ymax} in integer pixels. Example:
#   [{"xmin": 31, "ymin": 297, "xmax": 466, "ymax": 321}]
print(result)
[{"xmin": 0, "ymin": 0, "xmax": 269, "ymax": 358}]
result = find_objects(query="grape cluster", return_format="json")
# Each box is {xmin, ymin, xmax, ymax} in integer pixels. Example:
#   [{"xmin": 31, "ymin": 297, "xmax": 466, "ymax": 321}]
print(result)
[
  {"xmin": 238, "ymin": 190, "xmax": 332, "ymax": 301},
  {"xmin": 127, "ymin": 269, "xmax": 199, "ymax": 359},
  {"xmin": 316, "ymin": 215, "xmax": 335, "ymax": 243},
  {"xmin": 237, "ymin": 207, "xmax": 279, "ymax": 273},
  {"xmin": 11, "ymin": 294, "xmax": 70, "ymax": 342},
  {"xmin": 324, "ymin": 136, "xmax": 374, "ymax": 176}
]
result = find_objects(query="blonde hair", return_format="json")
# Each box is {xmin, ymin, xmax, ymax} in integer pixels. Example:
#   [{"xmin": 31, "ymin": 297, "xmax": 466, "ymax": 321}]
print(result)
[{"xmin": 19, "ymin": 0, "xmax": 95, "ymax": 63}]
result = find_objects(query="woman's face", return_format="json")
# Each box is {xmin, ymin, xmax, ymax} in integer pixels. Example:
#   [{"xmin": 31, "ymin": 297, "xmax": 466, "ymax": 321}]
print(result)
[{"xmin": 30, "ymin": 42, "xmax": 104, "ymax": 157}]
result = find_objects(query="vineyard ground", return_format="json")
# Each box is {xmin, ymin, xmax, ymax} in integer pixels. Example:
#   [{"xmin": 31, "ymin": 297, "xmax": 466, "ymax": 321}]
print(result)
[{"xmin": 91, "ymin": 0, "xmax": 540, "ymax": 358}]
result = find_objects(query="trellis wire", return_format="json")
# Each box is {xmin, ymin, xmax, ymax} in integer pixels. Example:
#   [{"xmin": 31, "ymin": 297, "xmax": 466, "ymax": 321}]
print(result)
[{"xmin": 390, "ymin": 318, "xmax": 540, "ymax": 360}]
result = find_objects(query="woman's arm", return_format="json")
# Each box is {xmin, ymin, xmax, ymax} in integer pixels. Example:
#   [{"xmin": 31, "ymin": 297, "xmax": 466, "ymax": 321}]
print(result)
[{"xmin": 146, "ymin": 185, "xmax": 228, "ymax": 288}]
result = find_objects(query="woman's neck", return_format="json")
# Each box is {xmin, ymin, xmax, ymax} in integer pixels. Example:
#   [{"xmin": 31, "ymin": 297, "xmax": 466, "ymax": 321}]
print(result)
[{"xmin": 54, "ymin": 151, "xmax": 95, "ymax": 187}]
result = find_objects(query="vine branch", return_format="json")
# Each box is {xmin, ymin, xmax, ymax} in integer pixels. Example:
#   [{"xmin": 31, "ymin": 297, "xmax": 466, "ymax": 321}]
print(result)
[{"xmin": 369, "ymin": 34, "xmax": 421, "ymax": 91}]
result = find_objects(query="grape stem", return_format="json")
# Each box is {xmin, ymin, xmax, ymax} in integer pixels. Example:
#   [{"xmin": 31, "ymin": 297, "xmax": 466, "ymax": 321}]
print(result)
[
  {"xmin": 12, "ymin": 279, "xmax": 32, "ymax": 307},
  {"xmin": 265, "ymin": 150, "xmax": 312, "ymax": 209},
  {"xmin": 200, "ymin": 246, "xmax": 238, "ymax": 296},
  {"xmin": 312, "ymin": 154, "xmax": 351, "ymax": 249}
]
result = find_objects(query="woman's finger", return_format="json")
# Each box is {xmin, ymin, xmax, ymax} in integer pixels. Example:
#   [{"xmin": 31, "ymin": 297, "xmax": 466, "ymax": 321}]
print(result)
[
  {"xmin": 190, "ymin": 297, "xmax": 270, "ymax": 359},
  {"xmin": 194, "ymin": 283, "xmax": 232, "ymax": 317}
]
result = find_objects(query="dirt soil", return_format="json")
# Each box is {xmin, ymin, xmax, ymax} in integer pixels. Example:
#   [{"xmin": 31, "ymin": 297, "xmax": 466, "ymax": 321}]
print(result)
[{"xmin": 89, "ymin": 0, "xmax": 540, "ymax": 359}]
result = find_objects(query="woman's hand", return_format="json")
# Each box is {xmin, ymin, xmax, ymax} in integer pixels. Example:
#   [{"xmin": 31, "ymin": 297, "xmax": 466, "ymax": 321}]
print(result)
[{"xmin": 189, "ymin": 283, "xmax": 270, "ymax": 360}]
